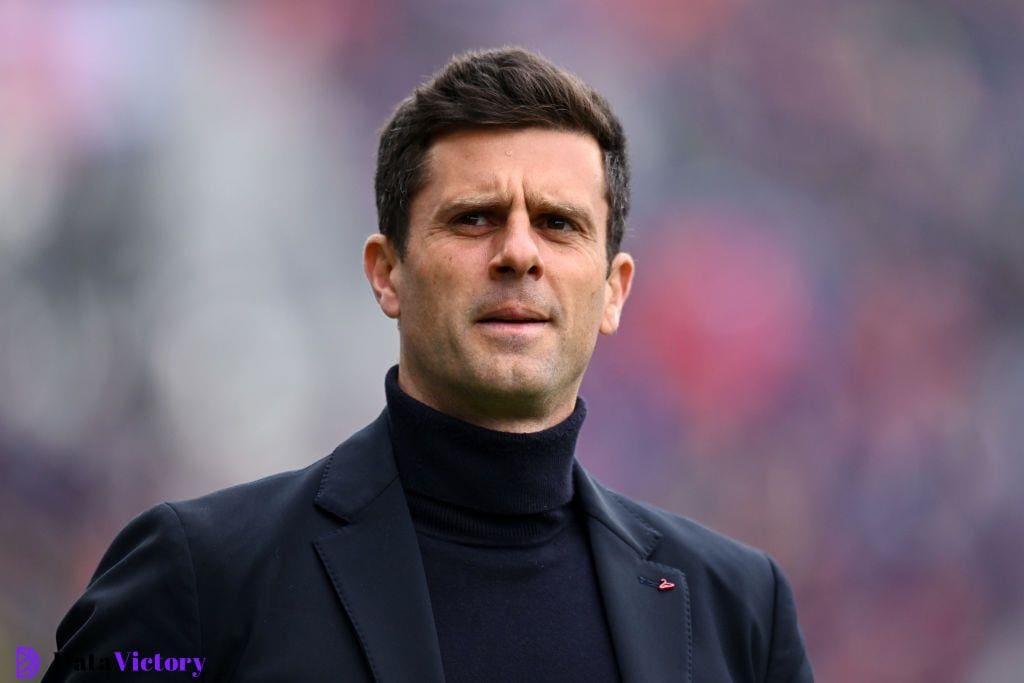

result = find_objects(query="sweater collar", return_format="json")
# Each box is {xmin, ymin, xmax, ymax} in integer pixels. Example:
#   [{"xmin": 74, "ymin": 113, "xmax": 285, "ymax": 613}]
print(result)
[{"xmin": 384, "ymin": 364, "xmax": 586, "ymax": 515}]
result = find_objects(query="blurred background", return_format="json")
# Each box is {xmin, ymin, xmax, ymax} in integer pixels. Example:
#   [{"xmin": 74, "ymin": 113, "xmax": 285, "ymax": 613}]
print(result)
[{"xmin": 2, "ymin": 0, "xmax": 1023, "ymax": 681}]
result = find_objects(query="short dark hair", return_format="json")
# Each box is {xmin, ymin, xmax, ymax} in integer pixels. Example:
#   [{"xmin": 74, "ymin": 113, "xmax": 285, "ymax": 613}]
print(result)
[{"xmin": 375, "ymin": 47, "xmax": 630, "ymax": 265}]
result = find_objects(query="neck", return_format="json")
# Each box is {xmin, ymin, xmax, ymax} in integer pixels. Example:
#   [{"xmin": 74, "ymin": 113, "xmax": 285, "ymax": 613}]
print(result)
[
  {"xmin": 384, "ymin": 364, "xmax": 586, "ymax": 514},
  {"xmin": 395, "ymin": 357, "xmax": 579, "ymax": 433}
]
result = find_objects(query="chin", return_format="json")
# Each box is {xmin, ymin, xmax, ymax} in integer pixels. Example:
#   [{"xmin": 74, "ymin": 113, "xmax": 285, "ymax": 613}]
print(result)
[{"xmin": 472, "ymin": 359, "xmax": 555, "ymax": 394}]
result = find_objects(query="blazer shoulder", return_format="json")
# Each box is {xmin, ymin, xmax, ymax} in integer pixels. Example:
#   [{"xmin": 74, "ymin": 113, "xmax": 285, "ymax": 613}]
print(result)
[
  {"xmin": 598, "ymin": 487, "xmax": 814, "ymax": 680},
  {"xmin": 169, "ymin": 455, "xmax": 330, "ymax": 527},
  {"xmin": 603, "ymin": 488, "xmax": 778, "ymax": 600},
  {"xmin": 166, "ymin": 409, "xmax": 393, "ymax": 540}
]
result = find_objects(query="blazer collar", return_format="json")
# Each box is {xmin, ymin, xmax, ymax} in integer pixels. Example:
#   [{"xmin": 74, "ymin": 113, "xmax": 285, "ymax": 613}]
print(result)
[
  {"xmin": 313, "ymin": 409, "xmax": 692, "ymax": 683},
  {"xmin": 313, "ymin": 408, "xmax": 398, "ymax": 522},
  {"xmin": 313, "ymin": 409, "xmax": 446, "ymax": 683},
  {"xmin": 574, "ymin": 463, "xmax": 694, "ymax": 682},
  {"xmin": 572, "ymin": 461, "xmax": 660, "ymax": 557}
]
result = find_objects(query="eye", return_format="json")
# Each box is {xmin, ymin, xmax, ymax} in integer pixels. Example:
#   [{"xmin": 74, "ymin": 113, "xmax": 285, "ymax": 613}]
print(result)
[
  {"xmin": 455, "ymin": 213, "xmax": 490, "ymax": 227},
  {"xmin": 542, "ymin": 215, "xmax": 576, "ymax": 232}
]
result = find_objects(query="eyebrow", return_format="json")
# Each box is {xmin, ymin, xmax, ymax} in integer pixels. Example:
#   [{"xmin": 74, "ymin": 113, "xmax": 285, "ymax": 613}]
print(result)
[
  {"xmin": 432, "ymin": 191, "xmax": 596, "ymax": 234},
  {"xmin": 432, "ymin": 194, "xmax": 512, "ymax": 222}
]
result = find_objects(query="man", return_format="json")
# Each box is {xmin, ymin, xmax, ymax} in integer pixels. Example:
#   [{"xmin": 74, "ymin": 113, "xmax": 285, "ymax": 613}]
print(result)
[{"xmin": 45, "ymin": 48, "xmax": 812, "ymax": 681}]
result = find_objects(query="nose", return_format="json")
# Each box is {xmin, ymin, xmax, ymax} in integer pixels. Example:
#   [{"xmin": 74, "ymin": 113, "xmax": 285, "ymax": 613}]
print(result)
[{"xmin": 489, "ymin": 210, "xmax": 543, "ymax": 280}]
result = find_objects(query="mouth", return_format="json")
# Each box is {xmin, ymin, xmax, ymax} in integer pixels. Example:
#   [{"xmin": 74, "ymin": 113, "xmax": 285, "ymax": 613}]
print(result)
[
  {"xmin": 477, "ymin": 317, "xmax": 548, "ymax": 324},
  {"xmin": 476, "ymin": 315, "xmax": 551, "ymax": 334},
  {"xmin": 476, "ymin": 305, "xmax": 551, "ymax": 326},
  {"xmin": 475, "ymin": 311, "xmax": 550, "ymax": 336}
]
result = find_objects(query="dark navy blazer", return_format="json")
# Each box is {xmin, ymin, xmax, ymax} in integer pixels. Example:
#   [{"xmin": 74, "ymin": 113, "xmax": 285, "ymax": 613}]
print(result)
[{"xmin": 45, "ymin": 409, "xmax": 813, "ymax": 682}]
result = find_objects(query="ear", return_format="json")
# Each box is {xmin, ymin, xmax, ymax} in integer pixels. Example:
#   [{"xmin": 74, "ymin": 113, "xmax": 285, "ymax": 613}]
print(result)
[
  {"xmin": 363, "ymin": 234, "xmax": 401, "ymax": 319},
  {"xmin": 599, "ymin": 251, "xmax": 635, "ymax": 335}
]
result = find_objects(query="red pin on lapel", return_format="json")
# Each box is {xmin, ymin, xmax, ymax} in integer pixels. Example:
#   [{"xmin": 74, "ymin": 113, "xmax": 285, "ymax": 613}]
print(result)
[{"xmin": 658, "ymin": 578, "xmax": 675, "ymax": 592}]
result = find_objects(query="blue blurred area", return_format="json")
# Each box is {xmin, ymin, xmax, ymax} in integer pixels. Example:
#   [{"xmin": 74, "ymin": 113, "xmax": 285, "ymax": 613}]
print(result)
[{"xmin": 2, "ymin": 1, "xmax": 1023, "ymax": 680}]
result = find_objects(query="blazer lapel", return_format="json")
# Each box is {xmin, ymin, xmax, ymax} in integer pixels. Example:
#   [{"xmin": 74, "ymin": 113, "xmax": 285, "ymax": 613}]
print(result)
[
  {"xmin": 575, "ymin": 464, "xmax": 693, "ymax": 683},
  {"xmin": 313, "ymin": 410, "xmax": 446, "ymax": 683}
]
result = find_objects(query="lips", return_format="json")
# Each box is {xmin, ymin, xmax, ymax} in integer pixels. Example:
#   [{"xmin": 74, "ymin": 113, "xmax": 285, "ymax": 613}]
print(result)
[{"xmin": 477, "ymin": 305, "xmax": 550, "ymax": 323}]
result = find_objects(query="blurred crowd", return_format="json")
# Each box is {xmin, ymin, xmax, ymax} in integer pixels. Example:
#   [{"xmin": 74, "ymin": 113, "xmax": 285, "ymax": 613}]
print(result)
[{"xmin": 2, "ymin": 1, "xmax": 1023, "ymax": 681}]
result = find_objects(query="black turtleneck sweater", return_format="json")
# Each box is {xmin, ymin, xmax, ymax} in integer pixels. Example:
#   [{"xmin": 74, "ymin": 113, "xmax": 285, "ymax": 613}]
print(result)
[{"xmin": 384, "ymin": 365, "xmax": 621, "ymax": 682}]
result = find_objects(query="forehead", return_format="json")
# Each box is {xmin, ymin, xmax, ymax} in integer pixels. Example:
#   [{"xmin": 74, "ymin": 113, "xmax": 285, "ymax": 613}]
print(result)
[{"xmin": 417, "ymin": 127, "xmax": 608, "ymax": 214}]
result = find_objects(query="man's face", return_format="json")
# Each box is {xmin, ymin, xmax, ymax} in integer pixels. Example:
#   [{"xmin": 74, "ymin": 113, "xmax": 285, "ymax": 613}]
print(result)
[{"xmin": 365, "ymin": 127, "xmax": 633, "ymax": 427}]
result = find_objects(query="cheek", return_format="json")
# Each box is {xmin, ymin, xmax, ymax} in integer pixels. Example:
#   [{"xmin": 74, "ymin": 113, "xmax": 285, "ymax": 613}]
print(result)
[
  {"xmin": 564, "ymin": 278, "xmax": 607, "ymax": 335},
  {"xmin": 405, "ymin": 259, "xmax": 463, "ymax": 323},
  {"xmin": 584, "ymin": 274, "xmax": 607, "ymax": 313}
]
